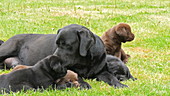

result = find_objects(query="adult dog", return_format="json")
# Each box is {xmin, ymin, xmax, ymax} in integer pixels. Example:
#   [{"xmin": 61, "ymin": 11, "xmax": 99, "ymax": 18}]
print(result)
[
  {"xmin": 53, "ymin": 24, "xmax": 134, "ymax": 88},
  {"xmin": 0, "ymin": 55, "xmax": 67, "ymax": 94},
  {"xmin": 101, "ymin": 23, "xmax": 135, "ymax": 63},
  {"xmin": 0, "ymin": 24, "xmax": 132, "ymax": 88}
]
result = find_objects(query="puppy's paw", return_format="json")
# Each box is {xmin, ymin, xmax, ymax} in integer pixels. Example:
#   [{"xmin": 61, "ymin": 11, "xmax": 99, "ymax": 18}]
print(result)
[
  {"xmin": 56, "ymin": 82, "xmax": 74, "ymax": 90},
  {"xmin": 126, "ymin": 54, "xmax": 130, "ymax": 58},
  {"xmin": 123, "ymin": 59, "xmax": 128, "ymax": 64}
]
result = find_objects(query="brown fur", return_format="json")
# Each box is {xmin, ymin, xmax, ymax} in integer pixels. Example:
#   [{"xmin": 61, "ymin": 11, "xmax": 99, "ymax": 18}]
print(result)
[
  {"xmin": 12, "ymin": 65, "xmax": 31, "ymax": 71},
  {"xmin": 101, "ymin": 23, "xmax": 135, "ymax": 63},
  {"xmin": 13, "ymin": 65, "xmax": 80, "ymax": 87},
  {"xmin": 56, "ymin": 70, "xmax": 80, "ymax": 87}
]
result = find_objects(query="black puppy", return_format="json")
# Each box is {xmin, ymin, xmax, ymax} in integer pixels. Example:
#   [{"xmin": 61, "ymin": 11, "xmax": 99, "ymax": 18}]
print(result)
[
  {"xmin": 0, "ymin": 55, "xmax": 67, "ymax": 94},
  {"xmin": 96, "ymin": 55, "xmax": 136, "ymax": 88}
]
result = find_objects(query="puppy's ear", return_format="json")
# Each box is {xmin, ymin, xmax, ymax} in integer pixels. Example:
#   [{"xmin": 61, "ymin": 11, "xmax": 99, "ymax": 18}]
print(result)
[{"xmin": 77, "ymin": 28, "xmax": 95, "ymax": 56}]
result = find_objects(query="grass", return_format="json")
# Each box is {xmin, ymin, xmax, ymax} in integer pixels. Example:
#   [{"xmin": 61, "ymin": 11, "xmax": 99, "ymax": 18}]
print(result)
[{"xmin": 0, "ymin": 0, "xmax": 170, "ymax": 95}]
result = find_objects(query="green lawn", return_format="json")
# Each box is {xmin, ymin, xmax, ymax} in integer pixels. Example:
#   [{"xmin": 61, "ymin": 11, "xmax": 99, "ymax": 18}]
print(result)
[{"xmin": 0, "ymin": 0, "xmax": 170, "ymax": 95}]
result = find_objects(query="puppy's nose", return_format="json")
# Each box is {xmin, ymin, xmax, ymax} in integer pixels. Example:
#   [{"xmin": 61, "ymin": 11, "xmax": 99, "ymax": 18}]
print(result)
[
  {"xmin": 131, "ymin": 34, "xmax": 135, "ymax": 40},
  {"xmin": 127, "ymin": 34, "xmax": 135, "ymax": 41}
]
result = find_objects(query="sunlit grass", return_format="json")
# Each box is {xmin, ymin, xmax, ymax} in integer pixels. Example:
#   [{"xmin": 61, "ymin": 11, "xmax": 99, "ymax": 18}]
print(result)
[{"xmin": 0, "ymin": 0, "xmax": 170, "ymax": 95}]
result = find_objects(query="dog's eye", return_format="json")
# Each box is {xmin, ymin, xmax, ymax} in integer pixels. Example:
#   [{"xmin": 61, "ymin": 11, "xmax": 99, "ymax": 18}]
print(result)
[
  {"xmin": 56, "ymin": 41, "xmax": 65, "ymax": 46},
  {"xmin": 56, "ymin": 41, "xmax": 72, "ymax": 49}
]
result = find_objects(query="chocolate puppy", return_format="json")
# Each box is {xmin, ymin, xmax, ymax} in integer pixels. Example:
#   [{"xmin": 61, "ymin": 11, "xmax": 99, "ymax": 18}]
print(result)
[{"xmin": 101, "ymin": 23, "xmax": 135, "ymax": 63}]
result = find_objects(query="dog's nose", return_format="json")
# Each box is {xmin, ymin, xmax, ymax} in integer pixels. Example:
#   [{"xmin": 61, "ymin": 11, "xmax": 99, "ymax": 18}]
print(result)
[
  {"xmin": 127, "ymin": 34, "xmax": 135, "ymax": 41},
  {"xmin": 130, "ymin": 34, "xmax": 135, "ymax": 40}
]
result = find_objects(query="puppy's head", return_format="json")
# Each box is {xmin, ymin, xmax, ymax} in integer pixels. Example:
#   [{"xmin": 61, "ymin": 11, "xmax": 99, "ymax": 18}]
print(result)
[
  {"xmin": 47, "ymin": 55, "xmax": 67, "ymax": 78},
  {"xmin": 106, "ymin": 55, "xmax": 135, "ymax": 81},
  {"xmin": 114, "ymin": 23, "xmax": 135, "ymax": 43},
  {"xmin": 54, "ymin": 24, "xmax": 95, "ymax": 67}
]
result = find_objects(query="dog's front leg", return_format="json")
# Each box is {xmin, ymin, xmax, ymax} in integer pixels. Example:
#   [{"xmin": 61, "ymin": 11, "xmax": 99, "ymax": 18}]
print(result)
[
  {"xmin": 78, "ymin": 76, "xmax": 92, "ymax": 89},
  {"xmin": 96, "ymin": 71, "xmax": 128, "ymax": 88}
]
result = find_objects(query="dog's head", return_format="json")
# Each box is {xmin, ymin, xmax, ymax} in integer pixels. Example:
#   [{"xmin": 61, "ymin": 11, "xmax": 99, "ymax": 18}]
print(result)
[
  {"xmin": 45, "ymin": 55, "xmax": 67, "ymax": 78},
  {"xmin": 106, "ymin": 55, "xmax": 135, "ymax": 81},
  {"xmin": 54, "ymin": 24, "xmax": 96, "ymax": 67},
  {"xmin": 114, "ymin": 23, "xmax": 135, "ymax": 43}
]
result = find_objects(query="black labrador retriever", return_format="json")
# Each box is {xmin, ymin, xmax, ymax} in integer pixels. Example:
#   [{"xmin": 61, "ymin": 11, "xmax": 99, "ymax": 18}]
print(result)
[
  {"xmin": 0, "ymin": 55, "xmax": 67, "ymax": 94},
  {"xmin": 0, "ymin": 24, "xmax": 134, "ymax": 88},
  {"xmin": 53, "ymin": 24, "xmax": 135, "ymax": 88}
]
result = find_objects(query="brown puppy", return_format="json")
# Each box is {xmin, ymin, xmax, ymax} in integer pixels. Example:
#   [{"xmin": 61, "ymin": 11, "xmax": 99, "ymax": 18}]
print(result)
[
  {"xmin": 13, "ymin": 65, "xmax": 80, "ymax": 87},
  {"xmin": 101, "ymin": 23, "xmax": 135, "ymax": 63}
]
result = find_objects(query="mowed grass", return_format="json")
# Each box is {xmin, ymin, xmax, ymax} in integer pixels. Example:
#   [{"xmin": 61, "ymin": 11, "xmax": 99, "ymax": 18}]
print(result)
[{"xmin": 0, "ymin": 0, "xmax": 170, "ymax": 95}]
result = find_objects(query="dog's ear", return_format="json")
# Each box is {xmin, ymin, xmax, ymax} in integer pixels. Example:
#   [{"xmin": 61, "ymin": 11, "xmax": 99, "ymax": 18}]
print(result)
[
  {"xmin": 77, "ymin": 28, "xmax": 95, "ymax": 56},
  {"xmin": 57, "ymin": 29, "xmax": 62, "ymax": 34}
]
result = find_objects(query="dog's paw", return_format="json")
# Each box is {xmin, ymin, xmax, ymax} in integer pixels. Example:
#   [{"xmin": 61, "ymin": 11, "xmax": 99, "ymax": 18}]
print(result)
[
  {"xmin": 56, "ymin": 82, "xmax": 74, "ymax": 90},
  {"xmin": 113, "ymin": 82, "xmax": 128, "ymax": 88},
  {"xmin": 131, "ymin": 77, "xmax": 137, "ymax": 81},
  {"xmin": 79, "ymin": 82, "xmax": 92, "ymax": 90}
]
